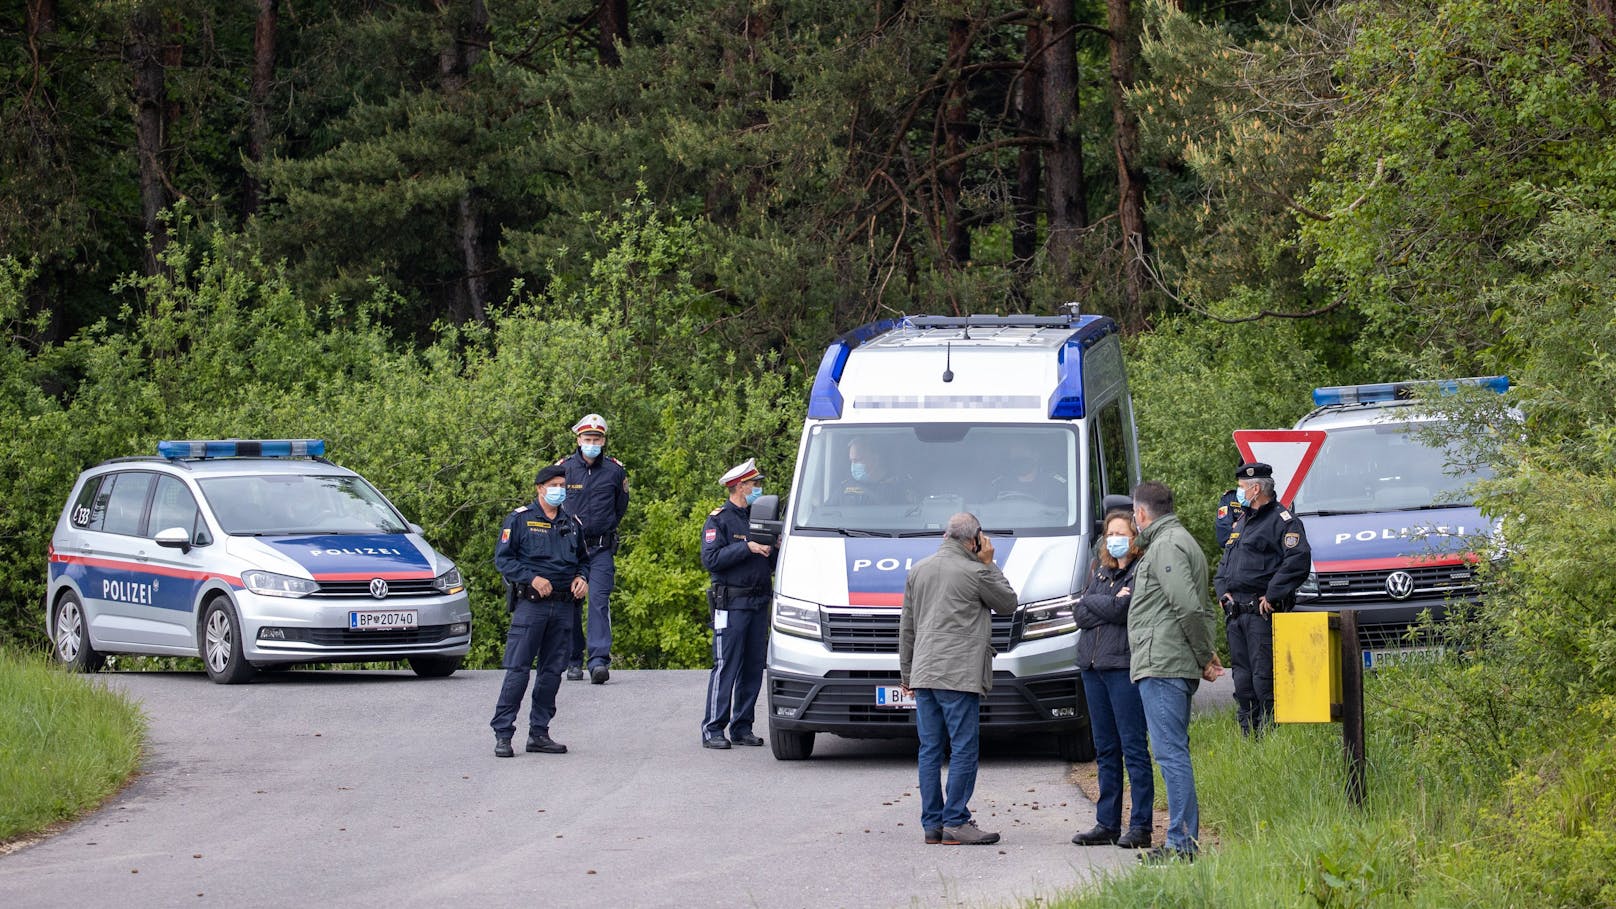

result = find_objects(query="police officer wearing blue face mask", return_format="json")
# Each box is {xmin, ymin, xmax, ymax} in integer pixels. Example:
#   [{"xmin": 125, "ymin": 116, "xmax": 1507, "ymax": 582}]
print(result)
[
  {"xmin": 556, "ymin": 413, "xmax": 629, "ymax": 684},
  {"xmin": 490, "ymin": 465, "xmax": 590, "ymax": 758},
  {"xmin": 700, "ymin": 458, "xmax": 777, "ymax": 749}
]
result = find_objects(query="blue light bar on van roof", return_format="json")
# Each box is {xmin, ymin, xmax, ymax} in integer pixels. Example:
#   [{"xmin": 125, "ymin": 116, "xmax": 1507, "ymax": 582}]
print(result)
[
  {"xmin": 807, "ymin": 318, "xmax": 903, "ymax": 419},
  {"xmin": 157, "ymin": 439, "xmax": 327, "ymax": 460},
  {"xmin": 1049, "ymin": 340, "xmax": 1086, "ymax": 419},
  {"xmin": 1312, "ymin": 376, "xmax": 1509, "ymax": 407}
]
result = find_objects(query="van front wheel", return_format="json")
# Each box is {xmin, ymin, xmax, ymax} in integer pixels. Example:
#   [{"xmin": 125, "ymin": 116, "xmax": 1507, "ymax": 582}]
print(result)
[{"xmin": 769, "ymin": 725, "xmax": 815, "ymax": 760}]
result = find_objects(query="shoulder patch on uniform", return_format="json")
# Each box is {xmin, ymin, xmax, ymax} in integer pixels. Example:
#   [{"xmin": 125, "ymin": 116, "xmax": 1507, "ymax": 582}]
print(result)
[
  {"xmin": 704, "ymin": 527, "xmax": 718, "ymax": 543},
  {"xmin": 709, "ymin": 507, "xmax": 724, "ymax": 516},
  {"xmin": 512, "ymin": 505, "xmax": 529, "ymax": 514},
  {"xmin": 500, "ymin": 527, "xmax": 511, "ymax": 543},
  {"xmin": 1284, "ymin": 531, "xmax": 1300, "ymax": 548},
  {"xmin": 1217, "ymin": 505, "xmax": 1229, "ymax": 518},
  {"xmin": 609, "ymin": 456, "xmax": 624, "ymax": 467},
  {"xmin": 554, "ymin": 457, "xmax": 567, "ymax": 466},
  {"xmin": 1280, "ymin": 510, "xmax": 1294, "ymax": 521}
]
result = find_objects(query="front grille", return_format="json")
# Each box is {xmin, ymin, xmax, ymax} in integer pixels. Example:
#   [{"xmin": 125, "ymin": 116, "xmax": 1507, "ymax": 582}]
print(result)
[
  {"xmin": 315, "ymin": 578, "xmax": 440, "ymax": 599},
  {"xmin": 1357, "ymin": 622, "xmax": 1440, "ymax": 651},
  {"xmin": 822, "ymin": 609, "xmax": 1017, "ymax": 654},
  {"xmin": 271, "ymin": 623, "xmax": 459, "ymax": 647},
  {"xmin": 1312, "ymin": 563, "xmax": 1474, "ymax": 601}
]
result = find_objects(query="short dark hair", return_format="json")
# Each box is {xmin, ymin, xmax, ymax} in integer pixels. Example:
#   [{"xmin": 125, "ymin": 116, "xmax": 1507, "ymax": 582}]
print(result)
[{"xmin": 1131, "ymin": 481, "xmax": 1174, "ymax": 517}]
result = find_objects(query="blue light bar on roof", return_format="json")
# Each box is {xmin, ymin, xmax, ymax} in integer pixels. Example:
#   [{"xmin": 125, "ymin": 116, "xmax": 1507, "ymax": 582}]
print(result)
[
  {"xmin": 807, "ymin": 318, "xmax": 903, "ymax": 420},
  {"xmin": 1048, "ymin": 339, "xmax": 1085, "ymax": 419},
  {"xmin": 158, "ymin": 439, "xmax": 326, "ymax": 460},
  {"xmin": 1312, "ymin": 376, "xmax": 1509, "ymax": 407}
]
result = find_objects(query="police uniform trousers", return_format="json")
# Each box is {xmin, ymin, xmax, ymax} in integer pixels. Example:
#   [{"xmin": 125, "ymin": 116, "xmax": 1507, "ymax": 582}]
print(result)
[
  {"xmin": 569, "ymin": 544, "xmax": 616, "ymax": 670},
  {"xmin": 491, "ymin": 597, "xmax": 575, "ymax": 739},
  {"xmin": 701, "ymin": 602, "xmax": 769, "ymax": 738},
  {"xmin": 1226, "ymin": 611, "xmax": 1275, "ymax": 735}
]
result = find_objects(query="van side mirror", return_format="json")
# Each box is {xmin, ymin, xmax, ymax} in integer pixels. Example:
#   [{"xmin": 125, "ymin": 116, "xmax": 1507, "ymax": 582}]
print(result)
[
  {"xmin": 154, "ymin": 526, "xmax": 192, "ymax": 553},
  {"xmin": 748, "ymin": 494, "xmax": 784, "ymax": 547}
]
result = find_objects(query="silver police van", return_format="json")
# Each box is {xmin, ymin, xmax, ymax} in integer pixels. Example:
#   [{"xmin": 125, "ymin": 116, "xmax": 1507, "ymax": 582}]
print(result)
[{"xmin": 46, "ymin": 439, "xmax": 472, "ymax": 683}]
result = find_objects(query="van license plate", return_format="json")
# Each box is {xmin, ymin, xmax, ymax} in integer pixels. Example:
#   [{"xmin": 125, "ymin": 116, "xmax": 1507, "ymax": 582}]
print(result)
[
  {"xmin": 875, "ymin": 686, "xmax": 916, "ymax": 709},
  {"xmin": 1363, "ymin": 646, "xmax": 1442, "ymax": 670},
  {"xmin": 349, "ymin": 610, "xmax": 418, "ymax": 631}
]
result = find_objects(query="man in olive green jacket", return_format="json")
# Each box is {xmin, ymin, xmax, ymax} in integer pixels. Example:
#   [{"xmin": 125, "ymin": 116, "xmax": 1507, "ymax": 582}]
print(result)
[
  {"xmin": 1128, "ymin": 481, "xmax": 1223, "ymax": 863},
  {"xmin": 899, "ymin": 512, "xmax": 1019, "ymax": 846}
]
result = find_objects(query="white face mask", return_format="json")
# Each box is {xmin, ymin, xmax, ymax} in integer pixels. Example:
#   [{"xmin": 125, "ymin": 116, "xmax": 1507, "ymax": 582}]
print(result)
[
  {"xmin": 1105, "ymin": 535, "xmax": 1131, "ymax": 559},
  {"xmin": 580, "ymin": 443, "xmax": 603, "ymax": 459},
  {"xmin": 543, "ymin": 486, "xmax": 567, "ymax": 506}
]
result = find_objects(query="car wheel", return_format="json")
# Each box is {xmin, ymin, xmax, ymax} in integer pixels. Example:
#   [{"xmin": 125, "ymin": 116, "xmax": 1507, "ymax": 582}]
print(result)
[
  {"xmin": 769, "ymin": 723, "xmax": 815, "ymax": 760},
  {"xmin": 53, "ymin": 592, "xmax": 106, "ymax": 673},
  {"xmin": 1055, "ymin": 729, "xmax": 1097, "ymax": 762},
  {"xmin": 201, "ymin": 599, "xmax": 257, "ymax": 685},
  {"xmin": 408, "ymin": 655, "xmax": 462, "ymax": 678}
]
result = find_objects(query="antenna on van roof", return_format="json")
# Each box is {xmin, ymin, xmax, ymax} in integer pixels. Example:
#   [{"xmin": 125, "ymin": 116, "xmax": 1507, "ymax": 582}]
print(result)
[{"xmin": 942, "ymin": 342, "xmax": 954, "ymax": 383}]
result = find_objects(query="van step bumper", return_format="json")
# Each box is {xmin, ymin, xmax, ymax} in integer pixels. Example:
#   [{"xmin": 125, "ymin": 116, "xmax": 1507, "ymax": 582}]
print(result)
[{"xmin": 766, "ymin": 667, "xmax": 1088, "ymax": 739}]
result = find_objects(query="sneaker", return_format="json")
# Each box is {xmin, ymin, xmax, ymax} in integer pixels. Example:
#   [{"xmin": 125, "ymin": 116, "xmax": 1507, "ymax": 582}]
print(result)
[
  {"xmin": 1139, "ymin": 845, "xmax": 1195, "ymax": 864},
  {"xmin": 1071, "ymin": 824, "xmax": 1120, "ymax": 846},
  {"xmin": 590, "ymin": 665, "xmax": 610, "ymax": 684},
  {"xmin": 566, "ymin": 666, "xmax": 584, "ymax": 681},
  {"xmin": 525, "ymin": 733, "xmax": 567, "ymax": 754},
  {"xmin": 493, "ymin": 737, "xmax": 514, "ymax": 758},
  {"xmin": 941, "ymin": 821, "xmax": 1000, "ymax": 846},
  {"xmin": 924, "ymin": 828, "xmax": 943, "ymax": 845},
  {"xmin": 1117, "ymin": 827, "xmax": 1153, "ymax": 849}
]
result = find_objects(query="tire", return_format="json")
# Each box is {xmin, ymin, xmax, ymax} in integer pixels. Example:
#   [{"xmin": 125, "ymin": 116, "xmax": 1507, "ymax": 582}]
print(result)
[
  {"xmin": 408, "ymin": 655, "xmax": 462, "ymax": 678},
  {"xmin": 200, "ymin": 599, "xmax": 257, "ymax": 685},
  {"xmin": 769, "ymin": 723, "xmax": 815, "ymax": 760},
  {"xmin": 1056, "ymin": 728, "xmax": 1097, "ymax": 762},
  {"xmin": 53, "ymin": 591, "xmax": 106, "ymax": 673}
]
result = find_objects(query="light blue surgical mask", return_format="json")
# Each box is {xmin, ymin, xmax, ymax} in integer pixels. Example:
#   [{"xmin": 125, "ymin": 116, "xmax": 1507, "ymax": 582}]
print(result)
[
  {"xmin": 1236, "ymin": 486, "xmax": 1250, "ymax": 508},
  {"xmin": 850, "ymin": 462, "xmax": 868, "ymax": 482},
  {"xmin": 1105, "ymin": 535, "xmax": 1131, "ymax": 559},
  {"xmin": 580, "ymin": 443, "xmax": 603, "ymax": 459},
  {"xmin": 543, "ymin": 486, "xmax": 567, "ymax": 506},
  {"xmin": 745, "ymin": 488, "xmax": 763, "ymax": 505}
]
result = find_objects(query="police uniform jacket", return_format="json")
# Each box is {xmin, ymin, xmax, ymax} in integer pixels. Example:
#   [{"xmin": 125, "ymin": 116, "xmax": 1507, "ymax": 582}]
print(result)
[
  {"xmin": 1072, "ymin": 559, "xmax": 1139, "ymax": 673},
  {"xmin": 899, "ymin": 539, "xmax": 1019, "ymax": 696},
  {"xmin": 1214, "ymin": 498, "xmax": 1312, "ymax": 607},
  {"xmin": 495, "ymin": 500, "xmax": 589, "ymax": 599},
  {"xmin": 558, "ymin": 449, "xmax": 629, "ymax": 541},
  {"xmin": 701, "ymin": 500, "xmax": 776, "ymax": 609},
  {"xmin": 1127, "ymin": 513, "xmax": 1217, "ymax": 683},
  {"xmin": 1214, "ymin": 488, "xmax": 1239, "ymax": 549}
]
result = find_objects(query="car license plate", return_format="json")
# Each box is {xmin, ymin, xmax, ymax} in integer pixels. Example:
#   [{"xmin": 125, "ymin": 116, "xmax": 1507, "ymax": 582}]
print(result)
[
  {"xmin": 875, "ymin": 685, "xmax": 916, "ymax": 709},
  {"xmin": 1363, "ymin": 646, "xmax": 1442, "ymax": 670},
  {"xmin": 349, "ymin": 610, "xmax": 418, "ymax": 631}
]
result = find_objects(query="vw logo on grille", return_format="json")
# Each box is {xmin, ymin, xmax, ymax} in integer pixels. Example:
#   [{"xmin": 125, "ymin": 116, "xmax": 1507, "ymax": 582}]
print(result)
[
  {"xmin": 369, "ymin": 578, "xmax": 389, "ymax": 600},
  {"xmin": 1384, "ymin": 570, "xmax": 1415, "ymax": 600}
]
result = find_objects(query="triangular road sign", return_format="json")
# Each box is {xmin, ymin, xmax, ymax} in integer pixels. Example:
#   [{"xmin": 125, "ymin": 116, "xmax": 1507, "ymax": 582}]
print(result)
[{"xmin": 1232, "ymin": 429, "xmax": 1327, "ymax": 506}]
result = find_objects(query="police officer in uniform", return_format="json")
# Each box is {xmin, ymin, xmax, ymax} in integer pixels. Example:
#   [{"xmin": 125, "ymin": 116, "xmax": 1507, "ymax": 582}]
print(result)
[
  {"xmin": 1214, "ymin": 454, "xmax": 1243, "ymax": 548},
  {"xmin": 557, "ymin": 413, "xmax": 629, "ymax": 684},
  {"xmin": 700, "ymin": 458, "xmax": 777, "ymax": 749},
  {"xmin": 490, "ymin": 465, "xmax": 589, "ymax": 758},
  {"xmin": 1213, "ymin": 462, "xmax": 1312, "ymax": 737}
]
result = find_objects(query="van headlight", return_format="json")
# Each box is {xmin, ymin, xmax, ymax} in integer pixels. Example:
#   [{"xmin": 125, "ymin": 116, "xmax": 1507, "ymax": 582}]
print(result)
[
  {"xmin": 433, "ymin": 565, "xmax": 465, "ymax": 595},
  {"xmin": 772, "ymin": 594, "xmax": 822, "ymax": 640},
  {"xmin": 1021, "ymin": 595, "xmax": 1076, "ymax": 640},
  {"xmin": 1296, "ymin": 571, "xmax": 1320, "ymax": 602},
  {"xmin": 241, "ymin": 570, "xmax": 319, "ymax": 598}
]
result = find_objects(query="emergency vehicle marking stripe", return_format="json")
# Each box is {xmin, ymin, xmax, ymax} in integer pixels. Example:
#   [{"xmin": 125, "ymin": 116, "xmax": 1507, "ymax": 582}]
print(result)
[
  {"xmin": 1313, "ymin": 554, "xmax": 1476, "ymax": 572},
  {"xmin": 49, "ymin": 552, "xmax": 243, "ymax": 587},
  {"xmin": 846, "ymin": 593, "xmax": 904, "ymax": 607}
]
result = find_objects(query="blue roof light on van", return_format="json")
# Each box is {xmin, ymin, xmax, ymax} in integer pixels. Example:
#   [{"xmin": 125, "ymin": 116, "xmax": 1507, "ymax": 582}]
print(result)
[
  {"xmin": 1311, "ymin": 376, "xmax": 1510, "ymax": 407},
  {"xmin": 807, "ymin": 318, "xmax": 904, "ymax": 419},
  {"xmin": 157, "ymin": 439, "xmax": 327, "ymax": 460},
  {"xmin": 1048, "ymin": 341, "xmax": 1086, "ymax": 419}
]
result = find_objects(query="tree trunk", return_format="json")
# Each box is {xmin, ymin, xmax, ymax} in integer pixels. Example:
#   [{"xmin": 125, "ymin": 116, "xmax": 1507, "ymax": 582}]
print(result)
[
  {"xmin": 442, "ymin": 0, "xmax": 490, "ymax": 323},
  {"xmin": 1106, "ymin": 0, "xmax": 1148, "ymax": 330},
  {"xmin": 126, "ymin": 6, "xmax": 170, "ymax": 276},
  {"xmin": 1013, "ymin": 11, "xmax": 1044, "ymax": 266},
  {"xmin": 596, "ymin": 0, "xmax": 629, "ymax": 67},
  {"xmin": 939, "ymin": 17, "xmax": 972, "ymax": 265},
  {"xmin": 1042, "ymin": 0, "xmax": 1086, "ymax": 285},
  {"xmin": 244, "ymin": 0, "xmax": 278, "ymax": 216}
]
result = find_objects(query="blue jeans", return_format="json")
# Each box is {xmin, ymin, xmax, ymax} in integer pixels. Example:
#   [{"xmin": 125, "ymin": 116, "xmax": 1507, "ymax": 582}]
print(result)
[
  {"xmin": 1138, "ymin": 676, "xmax": 1200, "ymax": 852},
  {"xmin": 1082, "ymin": 668, "xmax": 1154, "ymax": 832},
  {"xmin": 490, "ymin": 599, "xmax": 574, "ymax": 739},
  {"xmin": 570, "ymin": 546, "xmax": 616, "ymax": 669},
  {"xmin": 701, "ymin": 605, "xmax": 769, "ymax": 737},
  {"xmin": 914, "ymin": 688, "xmax": 981, "ymax": 831}
]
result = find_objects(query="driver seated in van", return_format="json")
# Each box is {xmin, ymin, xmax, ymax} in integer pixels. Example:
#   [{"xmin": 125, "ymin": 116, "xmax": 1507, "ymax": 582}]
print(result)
[
  {"xmin": 992, "ymin": 444, "xmax": 1066, "ymax": 501},
  {"xmin": 836, "ymin": 439, "xmax": 911, "ymax": 506}
]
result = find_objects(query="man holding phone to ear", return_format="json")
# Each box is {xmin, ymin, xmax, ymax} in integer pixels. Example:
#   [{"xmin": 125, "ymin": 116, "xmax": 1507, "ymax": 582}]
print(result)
[{"xmin": 899, "ymin": 512, "xmax": 1019, "ymax": 846}]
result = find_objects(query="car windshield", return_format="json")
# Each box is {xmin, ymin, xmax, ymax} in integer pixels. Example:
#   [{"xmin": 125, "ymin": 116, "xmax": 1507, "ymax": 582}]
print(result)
[
  {"xmin": 791, "ymin": 423, "xmax": 1079, "ymax": 534},
  {"xmin": 1291, "ymin": 423, "xmax": 1493, "ymax": 514},
  {"xmin": 198, "ymin": 474, "xmax": 408, "ymax": 535}
]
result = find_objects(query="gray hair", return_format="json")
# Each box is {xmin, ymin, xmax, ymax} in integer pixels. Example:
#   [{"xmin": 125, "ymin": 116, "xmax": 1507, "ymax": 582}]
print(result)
[
  {"xmin": 945, "ymin": 512, "xmax": 982, "ymax": 543},
  {"xmin": 1251, "ymin": 477, "xmax": 1277, "ymax": 499}
]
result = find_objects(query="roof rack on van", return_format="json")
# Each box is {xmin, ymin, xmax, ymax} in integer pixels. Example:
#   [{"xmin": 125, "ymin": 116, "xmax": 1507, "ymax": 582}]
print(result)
[{"xmin": 907, "ymin": 314, "xmax": 1079, "ymax": 329}]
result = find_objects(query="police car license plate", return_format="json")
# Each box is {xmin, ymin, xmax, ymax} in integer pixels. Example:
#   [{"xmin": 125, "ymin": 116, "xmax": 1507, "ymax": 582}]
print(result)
[
  {"xmin": 349, "ymin": 610, "xmax": 418, "ymax": 631},
  {"xmin": 1363, "ymin": 646, "xmax": 1443, "ymax": 670},
  {"xmin": 875, "ymin": 686, "xmax": 916, "ymax": 709}
]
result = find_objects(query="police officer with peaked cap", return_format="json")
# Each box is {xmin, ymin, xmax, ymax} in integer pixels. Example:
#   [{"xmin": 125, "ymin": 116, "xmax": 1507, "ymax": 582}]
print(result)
[
  {"xmin": 1213, "ymin": 462, "xmax": 1312, "ymax": 737},
  {"xmin": 556, "ymin": 413, "xmax": 629, "ymax": 684},
  {"xmin": 699, "ymin": 458, "xmax": 777, "ymax": 749},
  {"xmin": 489, "ymin": 464, "xmax": 590, "ymax": 758}
]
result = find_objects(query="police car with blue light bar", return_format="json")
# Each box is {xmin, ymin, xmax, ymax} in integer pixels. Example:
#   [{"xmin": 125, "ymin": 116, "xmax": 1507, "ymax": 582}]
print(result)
[{"xmin": 46, "ymin": 439, "xmax": 472, "ymax": 683}]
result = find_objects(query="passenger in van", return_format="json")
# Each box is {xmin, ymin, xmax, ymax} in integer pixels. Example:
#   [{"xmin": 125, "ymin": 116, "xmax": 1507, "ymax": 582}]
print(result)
[
  {"xmin": 836, "ymin": 439, "xmax": 909, "ymax": 506},
  {"xmin": 993, "ymin": 444, "xmax": 1067, "ymax": 501}
]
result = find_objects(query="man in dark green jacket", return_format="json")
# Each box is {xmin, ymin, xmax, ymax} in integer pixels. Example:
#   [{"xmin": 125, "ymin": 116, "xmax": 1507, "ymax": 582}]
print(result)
[{"xmin": 1128, "ymin": 481, "xmax": 1223, "ymax": 862}]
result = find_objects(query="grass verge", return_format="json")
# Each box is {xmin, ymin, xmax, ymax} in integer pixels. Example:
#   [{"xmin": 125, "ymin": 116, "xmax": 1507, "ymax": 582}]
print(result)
[{"xmin": 0, "ymin": 648, "xmax": 145, "ymax": 844}]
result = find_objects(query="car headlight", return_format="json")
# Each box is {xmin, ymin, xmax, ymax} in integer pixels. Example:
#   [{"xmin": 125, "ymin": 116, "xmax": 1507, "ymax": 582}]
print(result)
[
  {"xmin": 772, "ymin": 594, "xmax": 822, "ymax": 640},
  {"xmin": 1021, "ymin": 595, "xmax": 1076, "ymax": 640},
  {"xmin": 433, "ymin": 566, "xmax": 465, "ymax": 595},
  {"xmin": 241, "ymin": 569, "xmax": 319, "ymax": 598},
  {"xmin": 1296, "ymin": 571, "xmax": 1320, "ymax": 600}
]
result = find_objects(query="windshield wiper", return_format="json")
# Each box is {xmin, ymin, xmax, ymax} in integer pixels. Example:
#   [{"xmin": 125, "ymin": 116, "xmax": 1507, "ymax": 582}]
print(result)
[
  {"xmin": 1294, "ymin": 509, "xmax": 1373, "ymax": 517},
  {"xmin": 797, "ymin": 526, "xmax": 895, "ymax": 537},
  {"xmin": 895, "ymin": 530, "xmax": 943, "ymax": 538}
]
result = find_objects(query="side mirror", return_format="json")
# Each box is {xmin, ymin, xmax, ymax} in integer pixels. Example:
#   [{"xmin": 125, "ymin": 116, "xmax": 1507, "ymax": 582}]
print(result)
[
  {"xmin": 748, "ymin": 494, "xmax": 784, "ymax": 547},
  {"xmin": 408, "ymin": 522, "xmax": 424, "ymax": 535},
  {"xmin": 154, "ymin": 526, "xmax": 192, "ymax": 553}
]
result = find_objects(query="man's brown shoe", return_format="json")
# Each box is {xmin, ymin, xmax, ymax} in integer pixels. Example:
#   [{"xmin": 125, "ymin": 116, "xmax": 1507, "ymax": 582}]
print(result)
[{"xmin": 942, "ymin": 821, "xmax": 1000, "ymax": 845}]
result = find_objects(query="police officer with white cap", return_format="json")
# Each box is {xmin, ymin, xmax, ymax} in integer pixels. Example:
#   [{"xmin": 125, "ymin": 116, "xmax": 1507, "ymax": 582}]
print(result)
[
  {"xmin": 1214, "ymin": 462, "xmax": 1312, "ymax": 737},
  {"xmin": 700, "ymin": 458, "xmax": 777, "ymax": 749},
  {"xmin": 556, "ymin": 413, "xmax": 629, "ymax": 684}
]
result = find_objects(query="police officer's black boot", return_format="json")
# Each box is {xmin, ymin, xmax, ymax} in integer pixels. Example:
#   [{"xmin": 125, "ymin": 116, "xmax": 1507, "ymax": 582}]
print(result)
[{"xmin": 494, "ymin": 737, "xmax": 514, "ymax": 758}]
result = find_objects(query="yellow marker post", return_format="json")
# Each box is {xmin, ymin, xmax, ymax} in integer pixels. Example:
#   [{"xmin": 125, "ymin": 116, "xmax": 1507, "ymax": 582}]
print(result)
[{"xmin": 1274, "ymin": 612, "xmax": 1340, "ymax": 723}]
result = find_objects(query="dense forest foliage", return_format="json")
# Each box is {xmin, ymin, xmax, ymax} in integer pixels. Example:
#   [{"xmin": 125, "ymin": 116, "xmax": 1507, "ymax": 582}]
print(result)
[{"xmin": 4, "ymin": 0, "xmax": 1616, "ymax": 900}]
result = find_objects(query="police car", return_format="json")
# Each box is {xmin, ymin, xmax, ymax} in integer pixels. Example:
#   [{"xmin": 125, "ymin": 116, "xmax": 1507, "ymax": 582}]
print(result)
[
  {"xmin": 46, "ymin": 439, "xmax": 472, "ymax": 683},
  {"xmin": 1288, "ymin": 378, "xmax": 1505, "ymax": 667}
]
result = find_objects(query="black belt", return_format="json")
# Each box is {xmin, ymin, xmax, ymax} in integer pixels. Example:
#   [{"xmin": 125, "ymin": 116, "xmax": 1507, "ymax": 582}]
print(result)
[{"xmin": 586, "ymin": 533, "xmax": 616, "ymax": 549}]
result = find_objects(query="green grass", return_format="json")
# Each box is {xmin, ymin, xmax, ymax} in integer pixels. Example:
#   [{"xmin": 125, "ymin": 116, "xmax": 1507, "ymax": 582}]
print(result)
[{"xmin": 0, "ymin": 648, "xmax": 145, "ymax": 842}]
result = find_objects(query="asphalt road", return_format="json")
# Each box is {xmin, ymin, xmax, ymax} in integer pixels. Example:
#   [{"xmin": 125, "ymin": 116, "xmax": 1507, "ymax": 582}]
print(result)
[{"xmin": 0, "ymin": 668, "xmax": 1232, "ymax": 909}]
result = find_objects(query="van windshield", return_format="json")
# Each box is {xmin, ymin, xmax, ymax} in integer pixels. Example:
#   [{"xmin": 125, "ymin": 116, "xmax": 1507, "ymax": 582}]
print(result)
[
  {"xmin": 791, "ymin": 424, "xmax": 1079, "ymax": 534},
  {"xmin": 198, "ymin": 474, "xmax": 409, "ymax": 535},
  {"xmin": 1291, "ymin": 423, "xmax": 1493, "ymax": 514}
]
